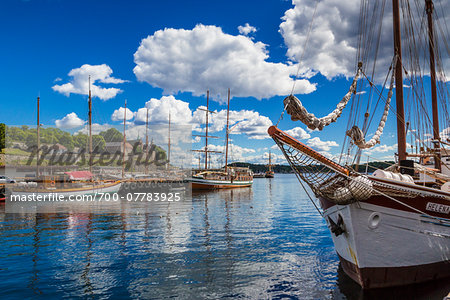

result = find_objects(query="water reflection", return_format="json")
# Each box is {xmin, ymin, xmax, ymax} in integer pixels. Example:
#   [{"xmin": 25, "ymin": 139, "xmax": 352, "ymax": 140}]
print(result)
[{"xmin": 0, "ymin": 175, "xmax": 448, "ymax": 299}]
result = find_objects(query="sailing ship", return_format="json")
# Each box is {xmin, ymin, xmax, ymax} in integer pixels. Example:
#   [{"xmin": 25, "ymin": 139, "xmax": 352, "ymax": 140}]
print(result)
[
  {"xmin": 253, "ymin": 172, "xmax": 266, "ymax": 178},
  {"xmin": 269, "ymin": 0, "xmax": 450, "ymax": 289},
  {"xmin": 11, "ymin": 78, "xmax": 121, "ymax": 198},
  {"xmin": 265, "ymin": 151, "xmax": 275, "ymax": 178},
  {"xmin": 190, "ymin": 89, "xmax": 253, "ymax": 190},
  {"xmin": 119, "ymin": 107, "xmax": 186, "ymax": 193}
]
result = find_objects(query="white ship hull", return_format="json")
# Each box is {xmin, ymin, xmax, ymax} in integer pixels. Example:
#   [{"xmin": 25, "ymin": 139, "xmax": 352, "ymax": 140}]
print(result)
[
  {"xmin": 320, "ymin": 177, "xmax": 450, "ymax": 288},
  {"xmin": 189, "ymin": 177, "xmax": 253, "ymax": 190}
]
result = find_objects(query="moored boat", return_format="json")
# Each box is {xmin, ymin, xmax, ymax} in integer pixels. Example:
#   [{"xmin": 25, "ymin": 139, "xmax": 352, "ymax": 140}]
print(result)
[
  {"xmin": 265, "ymin": 151, "xmax": 275, "ymax": 178},
  {"xmin": 189, "ymin": 89, "xmax": 253, "ymax": 190},
  {"xmin": 190, "ymin": 168, "xmax": 253, "ymax": 190},
  {"xmin": 11, "ymin": 171, "xmax": 121, "ymax": 199},
  {"xmin": 253, "ymin": 173, "xmax": 266, "ymax": 178}
]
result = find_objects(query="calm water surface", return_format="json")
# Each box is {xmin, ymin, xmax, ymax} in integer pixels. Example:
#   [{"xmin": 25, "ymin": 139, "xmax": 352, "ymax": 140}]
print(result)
[{"xmin": 0, "ymin": 174, "xmax": 449, "ymax": 299}]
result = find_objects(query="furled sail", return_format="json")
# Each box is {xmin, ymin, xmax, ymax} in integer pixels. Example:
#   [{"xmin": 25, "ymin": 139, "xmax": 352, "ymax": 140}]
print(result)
[
  {"xmin": 346, "ymin": 59, "xmax": 396, "ymax": 149},
  {"xmin": 283, "ymin": 68, "xmax": 361, "ymax": 131}
]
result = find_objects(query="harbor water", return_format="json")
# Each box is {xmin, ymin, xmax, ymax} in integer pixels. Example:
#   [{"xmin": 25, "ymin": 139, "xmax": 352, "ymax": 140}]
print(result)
[{"xmin": 0, "ymin": 174, "xmax": 448, "ymax": 299}]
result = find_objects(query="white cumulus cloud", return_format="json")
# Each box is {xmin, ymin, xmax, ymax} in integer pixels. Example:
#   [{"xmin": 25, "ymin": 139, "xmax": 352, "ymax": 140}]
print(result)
[
  {"xmin": 120, "ymin": 95, "xmax": 274, "ymax": 140},
  {"xmin": 55, "ymin": 112, "xmax": 85, "ymax": 129},
  {"xmin": 280, "ymin": 0, "xmax": 360, "ymax": 79},
  {"xmin": 306, "ymin": 137, "xmax": 339, "ymax": 151},
  {"xmin": 364, "ymin": 144, "xmax": 397, "ymax": 155},
  {"xmin": 111, "ymin": 107, "xmax": 135, "ymax": 121},
  {"xmin": 285, "ymin": 127, "xmax": 311, "ymax": 140},
  {"xmin": 77, "ymin": 123, "xmax": 112, "ymax": 135},
  {"xmin": 280, "ymin": 0, "xmax": 450, "ymax": 80},
  {"xmin": 204, "ymin": 143, "xmax": 256, "ymax": 166},
  {"xmin": 135, "ymin": 95, "xmax": 193, "ymax": 125},
  {"xmin": 133, "ymin": 24, "xmax": 316, "ymax": 100},
  {"xmin": 193, "ymin": 107, "xmax": 273, "ymax": 140},
  {"xmin": 53, "ymin": 64, "xmax": 127, "ymax": 101},
  {"xmin": 238, "ymin": 23, "xmax": 257, "ymax": 35},
  {"xmin": 441, "ymin": 127, "xmax": 450, "ymax": 142}
]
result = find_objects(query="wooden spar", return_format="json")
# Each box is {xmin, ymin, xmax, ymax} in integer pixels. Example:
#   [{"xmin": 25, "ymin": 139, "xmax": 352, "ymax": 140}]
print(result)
[
  {"xmin": 122, "ymin": 99, "xmax": 127, "ymax": 179},
  {"xmin": 268, "ymin": 126, "xmax": 349, "ymax": 175},
  {"xmin": 225, "ymin": 89, "xmax": 230, "ymax": 172},
  {"xmin": 37, "ymin": 96, "xmax": 40, "ymax": 176},
  {"xmin": 426, "ymin": 0, "xmax": 441, "ymax": 171},
  {"xmin": 268, "ymin": 151, "xmax": 272, "ymax": 172},
  {"xmin": 88, "ymin": 76, "xmax": 93, "ymax": 174},
  {"xmin": 192, "ymin": 91, "xmax": 221, "ymax": 169},
  {"xmin": 168, "ymin": 110, "xmax": 171, "ymax": 169},
  {"xmin": 145, "ymin": 108, "xmax": 149, "ymax": 174},
  {"xmin": 392, "ymin": 0, "xmax": 407, "ymax": 162},
  {"xmin": 205, "ymin": 90, "xmax": 209, "ymax": 169}
]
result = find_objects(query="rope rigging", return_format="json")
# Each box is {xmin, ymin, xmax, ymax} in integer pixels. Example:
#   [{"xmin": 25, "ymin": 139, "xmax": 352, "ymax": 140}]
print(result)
[
  {"xmin": 283, "ymin": 67, "xmax": 362, "ymax": 131},
  {"xmin": 346, "ymin": 57, "xmax": 397, "ymax": 149},
  {"xmin": 274, "ymin": 0, "xmax": 449, "ymax": 178}
]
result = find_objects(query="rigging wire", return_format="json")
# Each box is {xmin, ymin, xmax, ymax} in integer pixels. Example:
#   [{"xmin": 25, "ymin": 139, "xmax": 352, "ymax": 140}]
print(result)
[
  {"xmin": 276, "ymin": 1, "xmax": 319, "ymax": 128},
  {"xmin": 289, "ymin": 1, "xmax": 319, "ymax": 96}
]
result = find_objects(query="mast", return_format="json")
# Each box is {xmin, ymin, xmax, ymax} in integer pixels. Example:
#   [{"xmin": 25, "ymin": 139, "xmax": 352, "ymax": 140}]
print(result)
[
  {"xmin": 36, "ymin": 96, "xmax": 40, "ymax": 176},
  {"xmin": 145, "ymin": 108, "xmax": 149, "ymax": 174},
  {"xmin": 268, "ymin": 151, "xmax": 272, "ymax": 172},
  {"xmin": 205, "ymin": 90, "xmax": 209, "ymax": 169},
  {"xmin": 88, "ymin": 76, "xmax": 93, "ymax": 174},
  {"xmin": 225, "ymin": 89, "xmax": 230, "ymax": 172},
  {"xmin": 168, "ymin": 110, "xmax": 171, "ymax": 169},
  {"xmin": 192, "ymin": 90, "xmax": 221, "ymax": 169},
  {"xmin": 392, "ymin": 0, "xmax": 407, "ymax": 162},
  {"xmin": 122, "ymin": 100, "xmax": 127, "ymax": 179},
  {"xmin": 425, "ymin": 0, "xmax": 441, "ymax": 171}
]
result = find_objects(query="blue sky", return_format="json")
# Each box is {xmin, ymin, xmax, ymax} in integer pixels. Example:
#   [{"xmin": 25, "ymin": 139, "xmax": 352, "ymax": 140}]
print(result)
[{"xmin": 3, "ymin": 0, "xmax": 441, "ymax": 166}]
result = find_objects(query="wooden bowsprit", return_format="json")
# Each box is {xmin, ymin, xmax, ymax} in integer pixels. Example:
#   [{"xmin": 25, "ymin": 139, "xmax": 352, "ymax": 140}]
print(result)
[{"xmin": 268, "ymin": 126, "xmax": 361, "ymax": 204}]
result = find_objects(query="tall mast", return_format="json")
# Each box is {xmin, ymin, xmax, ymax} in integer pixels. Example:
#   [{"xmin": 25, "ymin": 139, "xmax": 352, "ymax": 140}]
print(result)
[
  {"xmin": 122, "ymin": 99, "xmax": 127, "ymax": 179},
  {"xmin": 36, "ymin": 96, "xmax": 40, "ymax": 176},
  {"xmin": 426, "ymin": 0, "xmax": 441, "ymax": 171},
  {"xmin": 205, "ymin": 90, "xmax": 209, "ymax": 169},
  {"xmin": 88, "ymin": 76, "xmax": 93, "ymax": 174},
  {"xmin": 392, "ymin": 0, "xmax": 407, "ymax": 162},
  {"xmin": 225, "ymin": 89, "xmax": 230, "ymax": 172},
  {"xmin": 145, "ymin": 108, "xmax": 149, "ymax": 174},
  {"xmin": 192, "ymin": 90, "xmax": 220, "ymax": 169},
  {"xmin": 268, "ymin": 151, "xmax": 272, "ymax": 172},
  {"xmin": 168, "ymin": 110, "xmax": 171, "ymax": 169}
]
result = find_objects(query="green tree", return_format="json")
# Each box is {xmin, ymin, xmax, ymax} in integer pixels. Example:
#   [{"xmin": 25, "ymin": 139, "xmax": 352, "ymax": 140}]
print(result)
[
  {"xmin": 25, "ymin": 133, "xmax": 37, "ymax": 148},
  {"xmin": 0, "ymin": 123, "xmax": 5, "ymax": 151},
  {"xmin": 73, "ymin": 133, "xmax": 88, "ymax": 149},
  {"xmin": 92, "ymin": 135, "xmax": 106, "ymax": 151},
  {"xmin": 59, "ymin": 132, "xmax": 74, "ymax": 151},
  {"xmin": 100, "ymin": 128, "xmax": 123, "ymax": 142},
  {"xmin": 7, "ymin": 126, "xmax": 26, "ymax": 142}
]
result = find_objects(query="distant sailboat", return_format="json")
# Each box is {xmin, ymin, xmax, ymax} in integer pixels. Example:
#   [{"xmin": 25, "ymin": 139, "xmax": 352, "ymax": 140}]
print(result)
[
  {"xmin": 265, "ymin": 151, "xmax": 274, "ymax": 178},
  {"xmin": 120, "ymin": 107, "xmax": 185, "ymax": 193},
  {"xmin": 190, "ymin": 89, "xmax": 253, "ymax": 190}
]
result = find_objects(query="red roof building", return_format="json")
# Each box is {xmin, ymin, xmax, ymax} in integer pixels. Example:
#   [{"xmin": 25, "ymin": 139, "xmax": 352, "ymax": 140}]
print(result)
[{"xmin": 64, "ymin": 171, "xmax": 93, "ymax": 180}]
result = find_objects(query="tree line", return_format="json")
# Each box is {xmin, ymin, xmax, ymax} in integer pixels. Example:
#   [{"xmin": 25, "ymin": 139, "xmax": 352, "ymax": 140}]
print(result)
[
  {"xmin": 4, "ymin": 126, "xmax": 127, "ymax": 151},
  {"xmin": 229, "ymin": 161, "xmax": 394, "ymax": 174}
]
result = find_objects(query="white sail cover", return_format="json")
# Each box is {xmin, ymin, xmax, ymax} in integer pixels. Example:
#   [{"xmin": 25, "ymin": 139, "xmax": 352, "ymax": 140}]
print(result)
[
  {"xmin": 283, "ymin": 69, "xmax": 361, "ymax": 131},
  {"xmin": 346, "ymin": 63, "xmax": 396, "ymax": 149}
]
